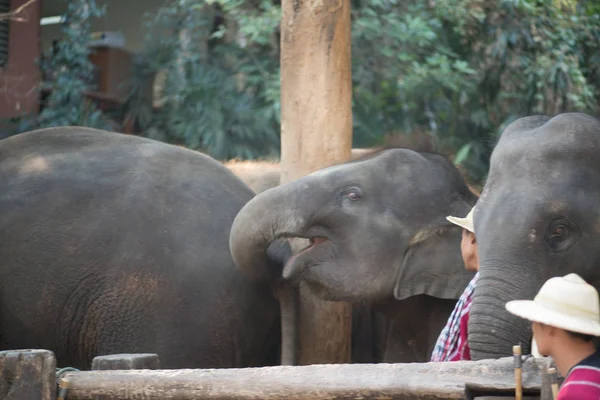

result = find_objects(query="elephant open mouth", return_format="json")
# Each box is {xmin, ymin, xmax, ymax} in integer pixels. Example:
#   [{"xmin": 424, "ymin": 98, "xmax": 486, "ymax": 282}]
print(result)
[{"xmin": 282, "ymin": 236, "xmax": 328, "ymax": 280}]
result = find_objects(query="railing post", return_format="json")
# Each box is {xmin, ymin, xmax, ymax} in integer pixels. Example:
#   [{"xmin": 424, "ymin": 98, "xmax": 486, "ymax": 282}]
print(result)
[{"xmin": 0, "ymin": 349, "xmax": 56, "ymax": 400}]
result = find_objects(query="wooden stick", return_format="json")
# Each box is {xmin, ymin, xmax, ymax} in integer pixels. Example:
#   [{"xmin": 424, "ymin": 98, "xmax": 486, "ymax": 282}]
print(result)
[
  {"xmin": 548, "ymin": 367, "xmax": 559, "ymax": 400},
  {"xmin": 514, "ymin": 344, "xmax": 523, "ymax": 400},
  {"xmin": 59, "ymin": 356, "xmax": 544, "ymax": 400}
]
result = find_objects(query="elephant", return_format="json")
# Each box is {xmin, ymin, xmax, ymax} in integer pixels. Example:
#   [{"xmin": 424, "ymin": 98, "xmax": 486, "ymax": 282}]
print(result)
[
  {"xmin": 0, "ymin": 126, "xmax": 282, "ymax": 370},
  {"xmin": 224, "ymin": 150, "xmax": 391, "ymax": 363},
  {"xmin": 469, "ymin": 112, "xmax": 600, "ymax": 360},
  {"xmin": 229, "ymin": 147, "xmax": 478, "ymax": 362},
  {"xmin": 224, "ymin": 148, "xmax": 377, "ymax": 194}
]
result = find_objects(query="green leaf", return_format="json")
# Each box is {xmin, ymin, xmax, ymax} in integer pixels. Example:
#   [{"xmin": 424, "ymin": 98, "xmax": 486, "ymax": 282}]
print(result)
[{"xmin": 454, "ymin": 142, "xmax": 473, "ymax": 166}]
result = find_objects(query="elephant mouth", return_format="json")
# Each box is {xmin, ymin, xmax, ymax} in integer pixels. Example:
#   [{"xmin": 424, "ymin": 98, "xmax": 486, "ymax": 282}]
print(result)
[{"xmin": 282, "ymin": 236, "xmax": 328, "ymax": 280}]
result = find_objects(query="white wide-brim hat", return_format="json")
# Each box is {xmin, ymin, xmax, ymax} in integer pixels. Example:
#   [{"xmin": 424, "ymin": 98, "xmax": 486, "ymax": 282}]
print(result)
[
  {"xmin": 446, "ymin": 206, "xmax": 475, "ymax": 233},
  {"xmin": 506, "ymin": 273, "xmax": 600, "ymax": 337}
]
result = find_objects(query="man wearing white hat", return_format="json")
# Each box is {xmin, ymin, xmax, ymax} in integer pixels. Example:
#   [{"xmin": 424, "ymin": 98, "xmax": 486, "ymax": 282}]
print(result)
[
  {"xmin": 431, "ymin": 206, "xmax": 479, "ymax": 361},
  {"xmin": 506, "ymin": 273, "xmax": 600, "ymax": 399}
]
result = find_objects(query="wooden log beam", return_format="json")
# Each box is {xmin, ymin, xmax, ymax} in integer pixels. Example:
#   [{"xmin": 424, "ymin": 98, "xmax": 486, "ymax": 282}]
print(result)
[
  {"xmin": 279, "ymin": 0, "xmax": 353, "ymax": 365},
  {"xmin": 61, "ymin": 357, "xmax": 544, "ymax": 400},
  {"xmin": 92, "ymin": 353, "xmax": 160, "ymax": 370},
  {"xmin": 0, "ymin": 349, "xmax": 56, "ymax": 400}
]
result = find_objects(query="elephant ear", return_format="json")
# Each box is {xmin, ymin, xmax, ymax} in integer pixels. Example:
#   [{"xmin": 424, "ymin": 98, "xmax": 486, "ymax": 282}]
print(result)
[{"xmin": 393, "ymin": 225, "xmax": 475, "ymax": 301}]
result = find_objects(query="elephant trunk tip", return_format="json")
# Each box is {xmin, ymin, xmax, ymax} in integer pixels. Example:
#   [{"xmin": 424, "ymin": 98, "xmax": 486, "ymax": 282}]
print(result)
[{"xmin": 229, "ymin": 191, "xmax": 296, "ymax": 283}]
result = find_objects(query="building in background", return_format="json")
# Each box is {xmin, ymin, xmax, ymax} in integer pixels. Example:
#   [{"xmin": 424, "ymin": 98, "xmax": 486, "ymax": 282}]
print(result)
[
  {"xmin": 0, "ymin": 0, "xmax": 165, "ymax": 132},
  {"xmin": 0, "ymin": 0, "xmax": 41, "ymax": 121}
]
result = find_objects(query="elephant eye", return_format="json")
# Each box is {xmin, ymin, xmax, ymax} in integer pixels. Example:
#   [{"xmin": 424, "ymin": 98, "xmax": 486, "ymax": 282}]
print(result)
[
  {"xmin": 545, "ymin": 218, "xmax": 579, "ymax": 253},
  {"xmin": 342, "ymin": 187, "xmax": 362, "ymax": 202}
]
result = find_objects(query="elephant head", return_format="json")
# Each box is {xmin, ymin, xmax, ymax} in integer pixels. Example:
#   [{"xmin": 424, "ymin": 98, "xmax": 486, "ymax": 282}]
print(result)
[
  {"xmin": 469, "ymin": 112, "xmax": 600, "ymax": 360},
  {"xmin": 229, "ymin": 148, "xmax": 477, "ymax": 304}
]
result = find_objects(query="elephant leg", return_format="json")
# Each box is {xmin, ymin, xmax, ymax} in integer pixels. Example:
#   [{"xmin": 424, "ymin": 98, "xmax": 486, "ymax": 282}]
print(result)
[
  {"xmin": 376, "ymin": 295, "xmax": 457, "ymax": 363},
  {"xmin": 351, "ymin": 304, "xmax": 390, "ymax": 363}
]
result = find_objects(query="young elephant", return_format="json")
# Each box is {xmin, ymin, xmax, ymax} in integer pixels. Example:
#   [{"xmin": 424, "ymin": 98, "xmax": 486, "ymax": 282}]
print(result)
[
  {"xmin": 230, "ymin": 148, "xmax": 478, "ymax": 362},
  {"xmin": 469, "ymin": 112, "xmax": 600, "ymax": 360},
  {"xmin": 224, "ymin": 148, "xmax": 377, "ymax": 194},
  {"xmin": 0, "ymin": 127, "xmax": 281, "ymax": 369}
]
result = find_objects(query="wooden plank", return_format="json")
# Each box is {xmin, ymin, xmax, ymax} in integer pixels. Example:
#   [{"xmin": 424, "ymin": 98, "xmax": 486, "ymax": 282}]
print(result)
[
  {"xmin": 0, "ymin": 349, "xmax": 56, "ymax": 400},
  {"xmin": 92, "ymin": 353, "xmax": 160, "ymax": 370},
  {"xmin": 61, "ymin": 356, "xmax": 544, "ymax": 400}
]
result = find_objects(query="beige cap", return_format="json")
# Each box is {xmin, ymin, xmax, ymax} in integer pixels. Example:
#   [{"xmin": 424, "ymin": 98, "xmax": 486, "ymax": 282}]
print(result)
[
  {"xmin": 446, "ymin": 207, "xmax": 475, "ymax": 233},
  {"xmin": 506, "ymin": 273, "xmax": 600, "ymax": 337}
]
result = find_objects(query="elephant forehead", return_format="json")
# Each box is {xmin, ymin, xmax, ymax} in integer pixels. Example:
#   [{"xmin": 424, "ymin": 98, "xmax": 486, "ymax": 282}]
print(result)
[
  {"xmin": 492, "ymin": 114, "xmax": 600, "ymax": 170},
  {"xmin": 547, "ymin": 200, "xmax": 569, "ymax": 213},
  {"xmin": 308, "ymin": 149, "xmax": 432, "ymax": 183}
]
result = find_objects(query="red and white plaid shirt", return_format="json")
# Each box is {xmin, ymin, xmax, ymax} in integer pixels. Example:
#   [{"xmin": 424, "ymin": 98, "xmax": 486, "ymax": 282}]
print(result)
[{"xmin": 430, "ymin": 272, "xmax": 478, "ymax": 362}]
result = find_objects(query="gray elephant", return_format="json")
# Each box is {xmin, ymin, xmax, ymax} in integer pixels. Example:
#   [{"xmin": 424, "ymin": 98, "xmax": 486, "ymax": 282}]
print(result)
[
  {"xmin": 469, "ymin": 112, "xmax": 600, "ymax": 360},
  {"xmin": 230, "ymin": 148, "xmax": 478, "ymax": 362},
  {"xmin": 224, "ymin": 148, "xmax": 377, "ymax": 194},
  {"xmin": 0, "ymin": 127, "xmax": 282, "ymax": 369}
]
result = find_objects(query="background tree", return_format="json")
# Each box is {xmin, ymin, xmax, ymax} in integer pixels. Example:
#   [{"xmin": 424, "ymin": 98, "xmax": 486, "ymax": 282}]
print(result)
[
  {"xmin": 124, "ymin": 0, "xmax": 281, "ymax": 160},
  {"xmin": 26, "ymin": 0, "xmax": 111, "ymax": 131},
  {"xmin": 5, "ymin": 0, "xmax": 595, "ymax": 186},
  {"xmin": 123, "ymin": 0, "xmax": 598, "ymax": 185}
]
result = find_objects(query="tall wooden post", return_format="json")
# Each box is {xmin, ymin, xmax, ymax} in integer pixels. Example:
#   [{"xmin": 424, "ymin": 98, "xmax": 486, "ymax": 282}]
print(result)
[{"xmin": 279, "ymin": 0, "xmax": 353, "ymax": 364}]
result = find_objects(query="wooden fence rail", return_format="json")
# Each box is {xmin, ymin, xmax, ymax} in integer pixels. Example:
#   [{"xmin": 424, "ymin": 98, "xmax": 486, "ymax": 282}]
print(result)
[{"xmin": 1, "ymin": 349, "xmax": 555, "ymax": 400}]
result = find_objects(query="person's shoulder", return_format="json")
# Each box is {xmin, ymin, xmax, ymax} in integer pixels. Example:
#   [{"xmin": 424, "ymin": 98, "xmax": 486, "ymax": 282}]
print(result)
[
  {"xmin": 558, "ymin": 378, "xmax": 600, "ymax": 400},
  {"xmin": 574, "ymin": 349, "xmax": 600, "ymax": 369},
  {"xmin": 568, "ymin": 363, "xmax": 600, "ymax": 381},
  {"xmin": 559, "ymin": 362, "xmax": 600, "ymax": 400},
  {"xmin": 585, "ymin": 349, "xmax": 600, "ymax": 368}
]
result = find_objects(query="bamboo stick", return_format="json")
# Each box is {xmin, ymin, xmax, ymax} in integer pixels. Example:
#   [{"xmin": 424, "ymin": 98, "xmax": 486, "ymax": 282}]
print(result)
[
  {"xmin": 514, "ymin": 344, "xmax": 523, "ymax": 400},
  {"xmin": 548, "ymin": 367, "xmax": 559, "ymax": 400}
]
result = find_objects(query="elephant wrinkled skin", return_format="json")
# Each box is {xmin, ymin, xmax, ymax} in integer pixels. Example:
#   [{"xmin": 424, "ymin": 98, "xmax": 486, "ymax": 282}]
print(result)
[
  {"xmin": 230, "ymin": 148, "xmax": 478, "ymax": 362},
  {"xmin": 0, "ymin": 127, "xmax": 281, "ymax": 369},
  {"xmin": 469, "ymin": 112, "xmax": 600, "ymax": 360}
]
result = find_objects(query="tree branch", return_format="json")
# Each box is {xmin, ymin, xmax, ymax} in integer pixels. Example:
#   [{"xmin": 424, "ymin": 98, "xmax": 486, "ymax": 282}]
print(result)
[{"xmin": 0, "ymin": 0, "xmax": 38, "ymax": 22}]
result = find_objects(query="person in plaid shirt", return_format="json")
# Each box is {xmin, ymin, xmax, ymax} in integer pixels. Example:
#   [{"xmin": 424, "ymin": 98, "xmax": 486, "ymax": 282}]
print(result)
[{"xmin": 430, "ymin": 207, "xmax": 479, "ymax": 362}]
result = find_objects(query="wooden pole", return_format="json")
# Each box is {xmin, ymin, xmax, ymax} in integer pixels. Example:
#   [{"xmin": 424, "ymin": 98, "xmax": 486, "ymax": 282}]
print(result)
[
  {"xmin": 514, "ymin": 345, "xmax": 523, "ymax": 400},
  {"xmin": 279, "ymin": 0, "xmax": 353, "ymax": 365},
  {"xmin": 59, "ymin": 353, "xmax": 162, "ymax": 400},
  {"xmin": 548, "ymin": 367, "xmax": 559, "ymax": 400},
  {"xmin": 60, "ymin": 356, "xmax": 544, "ymax": 400},
  {"xmin": 0, "ymin": 349, "xmax": 56, "ymax": 400}
]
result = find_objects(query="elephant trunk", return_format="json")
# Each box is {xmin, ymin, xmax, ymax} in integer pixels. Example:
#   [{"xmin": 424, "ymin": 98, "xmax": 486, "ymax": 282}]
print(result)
[
  {"xmin": 468, "ymin": 263, "xmax": 538, "ymax": 360},
  {"xmin": 230, "ymin": 180, "xmax": 319, "ymax": 367},
  {"xmin": 276, "ymin": 281, "xmax": 299, "ymax": 365},
  {"xmin": 229, "ymin": 180, "xmax": 313, "ymax": 282}
]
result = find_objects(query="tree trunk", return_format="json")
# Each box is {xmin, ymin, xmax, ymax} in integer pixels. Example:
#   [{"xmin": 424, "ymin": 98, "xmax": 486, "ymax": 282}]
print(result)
[{"xmin": 279, "ymin": 0, "xmax": 353, "ymax": 365}]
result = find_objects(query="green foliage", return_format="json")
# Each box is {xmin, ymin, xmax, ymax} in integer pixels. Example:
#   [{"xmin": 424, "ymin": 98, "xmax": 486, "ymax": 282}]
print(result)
[
  {"xmin": 33, "ymin": 0, "xmax": 112, "ymax": 130},
  {"xmin": 125, "ymin": 0, "xmax": 280, "ymax": 160},
  {"xmin": 122, "ymin": 0, "xmax": 599, "ymax": 182}
]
